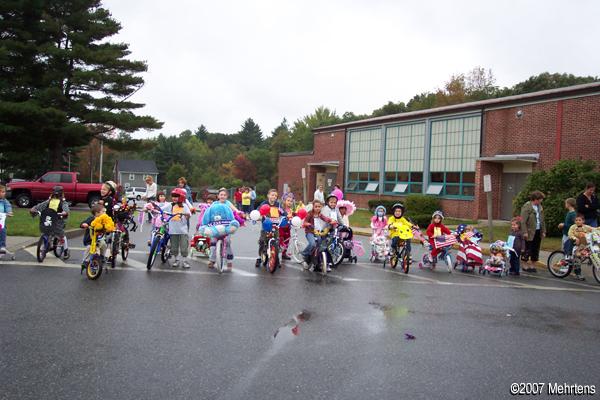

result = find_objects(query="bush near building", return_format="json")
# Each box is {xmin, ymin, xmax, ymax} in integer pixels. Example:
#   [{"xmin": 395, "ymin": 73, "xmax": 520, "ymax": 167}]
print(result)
[{"xmin": 513, "ymin": 160, "xmax": 600, "ymax": 237}]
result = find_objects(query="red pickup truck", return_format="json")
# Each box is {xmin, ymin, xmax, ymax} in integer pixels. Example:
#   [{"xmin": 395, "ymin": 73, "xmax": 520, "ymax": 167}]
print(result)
[{"xmin": 7, "ymin": 171, "xmax": 103, "ymax": 208}]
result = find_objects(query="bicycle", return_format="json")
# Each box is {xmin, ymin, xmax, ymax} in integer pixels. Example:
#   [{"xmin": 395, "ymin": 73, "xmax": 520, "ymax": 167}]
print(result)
[
  {"xmin": 547, "ymin": 229, "xmax": 600, "ymax": 283},
  {"xmin": 387, "ymin": 226, "xmax": 414, "ymax": 274},
  {"xmin": 83, "ymin": 228, "xmax": 108, "ymax": 280},
  {"xmin": 146, "ymin": 209, "xmax": 182, "ymax": 270},
  {"xmin": 285, "ymin": 226, "xmax": 306, "ymax": 264},
  {"xmin": 419, "ymin": 233, "xmax": 456, "ymax": 273},
  {"xmin": 108, "ymin": 202, "xmax": 137, "ymax": 268},
  {"xmin": 256, "ymin": 219, "xmax": 283, "ymax": 274},
  {"xmin": 204, "ymin": 220, "xmax": 233, "ymax": 274},
  {"xmin": 31, "ymin": 209, "xmax": 68, "ymax": 263},
  {"xmin": 308, "ymin": 230, "xmax": 334, "ymax": 276}
]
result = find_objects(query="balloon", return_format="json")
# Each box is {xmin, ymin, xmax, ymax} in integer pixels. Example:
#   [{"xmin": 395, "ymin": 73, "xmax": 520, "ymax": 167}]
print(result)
[
  {"xmin": 296, "ymin": 208, "xmax": 307, "ymax": 219},
  {"xmin": 262, "ymin": 219, "xmax": 273, "ymax": 231},
  {"xmin": 259, "ymin": 204, "xmax": 271, "ymax": 216},
  {"xmin": 280, "ymin": 217, "xmax": 289, "ymax": 228},
  {"xmin": 250, "ymin": 209, "xmax": 261, "ymax": 221},
  {"xmin": 291, "ymin": 216, "xmax": 302, "ymax": 228}
]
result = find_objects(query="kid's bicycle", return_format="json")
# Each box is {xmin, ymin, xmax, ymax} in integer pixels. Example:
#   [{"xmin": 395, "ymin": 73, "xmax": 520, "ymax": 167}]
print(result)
[
  {"xmin": 146, "ymin": 209, "xmax": 183, "ymax": 270},
  {"xmin": 108, "ymin": 202, "xmax": 137, "ymax": 268},
  {"xmin": 83, "ymin": 228, "xmax": 107, "ymax": 280},
  {"xmin": 547, "ymin": 229, "xmax": 600, "ymax": 284},
  {"xmin": 256, "ymin": 218, "xmax": 285, "ymax": 274},
  {"xmin": 31, "ymin": 209, "xmax": 68, "ymax": 263}
]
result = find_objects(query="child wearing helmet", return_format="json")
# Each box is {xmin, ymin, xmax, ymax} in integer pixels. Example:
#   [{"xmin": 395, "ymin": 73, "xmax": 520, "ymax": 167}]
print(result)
[
  {"xmin": 426, "ymin": 210, "xmax": 451, "ymax": 263},
  {"xmin": 322, "ymin": 194, "xmax": 344, "ymax": 226},
  {"xmin": 370, "ymin": 206, "xmax": 388, "ymax": 238},
  {"xmin": 301, "ymin": 199, "xmax": 337, "ymax": 270},
  {"xmin": 30, "ymin": 186, "xmax": 71, "ymax": 259},
  {"xmin": 99, "ymin": 180, "xmax": 117, "ymax": 220},
  {"xmin": 387, "ymin": 203, "xmax": 413, "ymax": 256},
  {"xmin": 162, "ymin": 187, "xmax": 192, "ymax": 268}
]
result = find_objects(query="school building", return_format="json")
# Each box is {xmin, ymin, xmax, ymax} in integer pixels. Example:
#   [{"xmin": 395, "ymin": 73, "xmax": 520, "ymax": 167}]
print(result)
[{"xmin": 277, "ymin": 82, "xmax": 600, "ymax": 220}]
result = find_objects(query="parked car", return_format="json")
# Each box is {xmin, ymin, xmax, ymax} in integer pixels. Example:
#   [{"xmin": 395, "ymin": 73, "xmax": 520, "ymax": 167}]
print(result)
[
  {"xmin": 125, "ymin": 187, "xmax": 146, "ymax": 201},
  {"xmin": 6, "ymin": 171, "xmax": 103, "ymax": 208}
]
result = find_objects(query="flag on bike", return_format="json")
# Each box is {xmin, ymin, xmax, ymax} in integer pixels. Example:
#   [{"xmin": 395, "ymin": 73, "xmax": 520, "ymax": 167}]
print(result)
[{"xmin": 433, "ymin": 234, "xmax": 457, "ymax": 249}]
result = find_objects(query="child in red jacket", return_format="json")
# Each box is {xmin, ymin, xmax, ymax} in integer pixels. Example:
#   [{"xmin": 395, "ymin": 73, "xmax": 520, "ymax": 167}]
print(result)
[{"xmin": 426, "ymin": 210, "xmax": 451, "ymax": 263}]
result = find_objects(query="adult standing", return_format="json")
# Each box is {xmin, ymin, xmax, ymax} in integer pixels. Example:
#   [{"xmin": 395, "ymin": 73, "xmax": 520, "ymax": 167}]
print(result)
[
  {"xmin": 576, "ymin": 182, "xmax": 599, "ymax": 227},
  {"xmin": 314, "ymin": 185, "xmax": 325, "ymax": 203},
  {"xmin": 250, "ymin": 187, "xmax": 256, "ymax": 210},
  {"xmin": 177, "ymin": 177, "xmax": 193, "ymax": 204},
  {"xmin": 520, "ymin": 191, "xmax": 546, "ymax": 272},
  {"xmin": 331, "ymin": 184, "xmax": 344, "ymax": 201},
  {"xmin": 143, "ymin": 175, "xmax": 158, "ymax": 222},
  {"xmin": 234, "ymin": 187, "xmax": 243, "ymax": 210}
]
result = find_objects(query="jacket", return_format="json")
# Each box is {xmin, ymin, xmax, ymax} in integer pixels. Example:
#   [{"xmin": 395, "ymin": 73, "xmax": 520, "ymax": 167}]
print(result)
[
  {"xmin": 0, "ymin": 198, "xmax": 12, "ymax": 214},
  {"xmin": 303, "ymin": 212, "xmax": 334, "ymax": 234},
  {"xmin": 520, "ymin": 201, "xmax": 546, "ymax": 239},
  {"xmin": 388, "ymin": 216, "xmax": 413, "ymax": 239}
]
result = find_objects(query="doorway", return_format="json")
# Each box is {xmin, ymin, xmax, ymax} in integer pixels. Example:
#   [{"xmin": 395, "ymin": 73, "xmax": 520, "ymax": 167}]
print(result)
[{"xmin": 501, "ymin": 173, "xmax": 529, "ymax": 220}]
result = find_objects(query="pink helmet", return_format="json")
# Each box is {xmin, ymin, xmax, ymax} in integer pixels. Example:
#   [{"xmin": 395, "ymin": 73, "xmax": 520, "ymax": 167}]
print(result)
[{"xmin": 171, "ymin": 188, "xmax": 187, "ymax": 200}]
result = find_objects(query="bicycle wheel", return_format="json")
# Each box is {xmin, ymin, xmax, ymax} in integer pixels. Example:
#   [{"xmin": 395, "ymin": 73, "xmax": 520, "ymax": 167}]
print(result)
[
  {"xmin": 330, "ymin": 242, "xmax": 344, "ymax": 266},
  {"xmin": 401, "ymin": 249, "xmax": 410, "ymax": 274},
  {"xmin": 86, "ymin": 256, "xmax": 103, "ymax": 280},
  {"xmin": 321, "ymin": 251, "xmax": 328, "ymax": 276},
  {"xmin": 160, "ymin": 237, "xmax": 171, "ymax": 263},
  {"xmin": 390, "ymin": 249, "xmax": 398, "ymax": 269},
  {"xmin": 268, "ymin": 241, "xmax": 279, "ymax": 274},
  {"xmin": 290, "ymin": 239, "xmax": 304, "ymax": 264},
  {"xmin": 36, "ymin": 236, "xmax": 47, "ymax": 263},
  {"xmin": 111, "ymin": 234, "xmax": 119, "ymax": 268},
  {"xmin": 446, "ymin": 254, "xmax": 453, "ymax": 273},
  {"xmin": 53, "ymin": 237, "xmax": 64, "ymax": 258},
  {"xmin": 218, "ymin": 239, "xmax": 226, "ymax": 274},
  {"xmin": 591, "ymin": 254, "xmax": 600, "ymax": 284},
  {"xmin": 121, "ymin": 239, "xmax": 129, "ymax": 261},
  {"xmin": 547, "ymin": 250, "xmax": 571, "ymax": 278},
  {"xmin": 147, "ymin": 236, "xmax": 161, "ymax": 270}
]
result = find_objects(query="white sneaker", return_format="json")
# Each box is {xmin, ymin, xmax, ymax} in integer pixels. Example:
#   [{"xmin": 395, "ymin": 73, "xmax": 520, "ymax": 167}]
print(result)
[
  {"xmin": 327, "ymin": 265, "xmax": 332, "ymax": 272},
  {"xmin": 302, "ymin": 261, "xmax": 310, "ymax": 270},
  {"xmin": 182, "ymin": 261, "xmax": 191, "ymax": 269},
  {"xmin": 172, "ymin": 259, "xmax": 180, "ymax": 268},
  {"xmin": 0, "ymin": 247, "xmax": 7, "ymax": 254}
]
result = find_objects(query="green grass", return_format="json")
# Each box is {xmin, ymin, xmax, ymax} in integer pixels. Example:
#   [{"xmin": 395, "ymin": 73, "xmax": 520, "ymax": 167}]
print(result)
[
  {"xmin": 5, "ymin": 208, "xmax": 91, "ymax": 237},
  {"xmin": 350, "ymin": 209, "xmax": 563, "ymax": 252}
]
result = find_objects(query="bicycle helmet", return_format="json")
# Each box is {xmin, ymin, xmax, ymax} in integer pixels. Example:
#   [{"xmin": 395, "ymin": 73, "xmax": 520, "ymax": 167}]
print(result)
[
  {"xmin": 171, "ymin": 188, "xmax": 187, "ymax": 200},
  {"xmin": 104, "ymin": 180, "xmax": 117, "ymax": 194},
  {"xmin": 391, "ymin": 203, "xmax": 405, "ymax": 214},
  {"xmin": 52, "ymin": 185, "xmax": 64, "ymax": 196},
  {"xmin": 432, "ymin": 210, "xmax": 444, "ymax": 220},
  {"xmin": 373, "ymin": 205, "xmax": 386, "ymax": 216},
  {"xmin": 325, "ymin": 194, "xmax": 338, "ymax": 204}
]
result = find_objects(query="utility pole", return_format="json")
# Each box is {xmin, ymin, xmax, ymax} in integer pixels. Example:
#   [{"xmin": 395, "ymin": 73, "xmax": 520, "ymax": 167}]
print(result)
[{"xmin": 99, "ymin": 139, "xmax": 104, "ymax": 182}]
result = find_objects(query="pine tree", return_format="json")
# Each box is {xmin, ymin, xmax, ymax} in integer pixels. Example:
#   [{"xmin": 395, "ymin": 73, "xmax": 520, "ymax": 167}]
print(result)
[
  {"xmin": 0, "ymin": 0, "xmax": 162, "ymax": 171},
  {"xmin": 237, "ymin": 118, "xmax": 263, "ymax": 148}
]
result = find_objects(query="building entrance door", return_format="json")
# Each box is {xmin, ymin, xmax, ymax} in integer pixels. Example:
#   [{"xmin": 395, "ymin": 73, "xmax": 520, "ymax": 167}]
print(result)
[
  {"xmin": 325, "ymin": 173, "xmax": 337, "ymax": 193},
  {"xmin": 501, "ymin": 173, "xmax": 529, "ymax": 220},
  {"xmin": 316, "ymin": 173, "xmax": 326, "ymax": 190}
]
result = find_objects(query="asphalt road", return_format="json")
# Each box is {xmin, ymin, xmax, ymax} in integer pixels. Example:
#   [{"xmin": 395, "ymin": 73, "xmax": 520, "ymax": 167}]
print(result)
[{"xmin": 1, "ymin": 214, "xmax": 599, "ymax": 400}]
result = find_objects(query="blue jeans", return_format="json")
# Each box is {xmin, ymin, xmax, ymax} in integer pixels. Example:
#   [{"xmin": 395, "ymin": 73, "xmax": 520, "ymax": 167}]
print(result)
[
  {"xmin": 302, "ymin": 232, "xmax": 317, "ymax": 258},
  {"xmin": 391, "ymin": 237, "xmax": 411, "ymax": 254},
  {"xmin": 0, "ymin": 227, "xmax": 6, "ymax": 248},
  {"xmin": 509, "ymin": 251, "xmax": 520, "ymax": 273},
  {"xmin": 563, "ymin": 235, "xmax": 574, "ymax": 257}
]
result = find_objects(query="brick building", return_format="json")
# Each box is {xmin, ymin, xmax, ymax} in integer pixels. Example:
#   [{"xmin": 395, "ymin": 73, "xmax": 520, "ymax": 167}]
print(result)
[{"xmin": 278, "ymin": 82, "xmax": 600, "ymax": 220}]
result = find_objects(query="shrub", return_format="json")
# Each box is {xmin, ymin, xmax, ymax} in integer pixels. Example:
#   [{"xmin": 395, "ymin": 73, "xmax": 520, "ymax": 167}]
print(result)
[
  {"xmin": 512, "ymin": 160, "xmax": 600, "ymax": 237},
  {"xmin": 367, "ymin": 195, "xmax": 440, "ymax": 217},
  {"xmin": 404, "ymin": 213, "xmax": 432, "ymax": 228}
]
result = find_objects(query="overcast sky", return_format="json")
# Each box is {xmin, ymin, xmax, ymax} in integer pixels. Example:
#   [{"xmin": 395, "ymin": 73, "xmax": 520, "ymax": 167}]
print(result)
[{"xmin": 102, "ymin": 0, "xmax": 600, "ymax": 138}]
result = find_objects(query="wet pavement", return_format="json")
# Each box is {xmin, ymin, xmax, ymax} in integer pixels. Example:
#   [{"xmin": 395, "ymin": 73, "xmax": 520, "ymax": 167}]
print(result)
[{"xmin": 1, "ymin": 215, "xmax": 599, "ymax": 399}]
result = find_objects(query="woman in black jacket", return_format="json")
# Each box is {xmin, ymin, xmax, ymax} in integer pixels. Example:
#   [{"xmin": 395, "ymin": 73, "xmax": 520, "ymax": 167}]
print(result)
[{"xmin": 576, "ymin": 182, "xmax": 599, "ymax": 227}]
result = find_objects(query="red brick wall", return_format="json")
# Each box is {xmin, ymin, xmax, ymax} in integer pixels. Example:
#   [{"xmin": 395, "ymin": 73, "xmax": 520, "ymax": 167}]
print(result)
[
  {"xmin": 473, "ymin": 161, "xmax": 503, "ymax": 219},
  {"xmin": 560, "ymin": 96, "xmax": 600, "ymax": 162},
  {"xmin": 277, "ymin": 129, "xmax": 346, "ymax": 203}
]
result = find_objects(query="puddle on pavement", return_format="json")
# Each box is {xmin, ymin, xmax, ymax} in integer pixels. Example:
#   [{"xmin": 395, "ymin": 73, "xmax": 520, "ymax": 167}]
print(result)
[
  {"xmin": 273, "ymin": 310, "xmax": 312, "ymax": 346},
  {"xmin": 369, "ymin": 301, "xmax": 411, "ymax": 319}
]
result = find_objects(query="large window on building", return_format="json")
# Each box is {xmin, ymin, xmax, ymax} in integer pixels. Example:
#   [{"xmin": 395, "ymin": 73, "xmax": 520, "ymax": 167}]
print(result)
[
  {"xmin": 429, "ymin": 115, "xmax": 481, "ymax": 198},
  {"xmin": 384, "ymin": 122, "xmax": 425, "ymax": 194},
  {"xmin": 347, "ymin": 127, "xmax": 382, "ymax": 192}
]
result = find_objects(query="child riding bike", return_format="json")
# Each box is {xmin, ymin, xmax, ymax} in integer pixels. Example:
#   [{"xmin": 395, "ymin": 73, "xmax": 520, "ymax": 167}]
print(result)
[
  {"xmin": 201, "ymin": 188, "xmax": 240, "ymax": 270},
  {"xmin": 256, "ymin": 189, "xmax": 286, "ymax": 267},
  {"xmin": 30, "ymin": 185, "xmax": 70, "ymax": 259},
  {"xmin": 387, "ymin": 203, "xmax": 414, "ymax": 263},
  {"xmin": 301, "ymin": 199, "xmax": 337, "ymax": 271},
  {"xmin": 80, "ymin": 204, "xmax": 115, "ymax": 270}
]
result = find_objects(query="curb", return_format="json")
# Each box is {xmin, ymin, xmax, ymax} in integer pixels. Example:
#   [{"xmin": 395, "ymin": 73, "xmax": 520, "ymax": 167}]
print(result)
[{"xmin": 7, "ymin": 228, "xmax": 84, "ymax": 253}]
